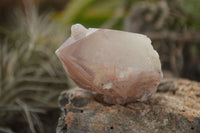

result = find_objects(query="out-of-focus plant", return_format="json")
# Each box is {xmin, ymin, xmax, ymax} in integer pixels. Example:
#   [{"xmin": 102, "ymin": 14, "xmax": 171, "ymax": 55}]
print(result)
[
  {"xmin": 178, "ymin": 0, "xmax": 200, "ymax": 29},
  {"xmin": 0, "ymin": 2, "xmax": 69, "ymax": 133},
  {"xmin": 54, "ymin": 0, "xmax": 126, "ymax": 31}
]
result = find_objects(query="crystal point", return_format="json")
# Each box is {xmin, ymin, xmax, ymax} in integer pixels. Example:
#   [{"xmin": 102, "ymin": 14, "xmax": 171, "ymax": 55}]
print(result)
[{"xmin": 56, "ymin": 24, "xmax": 162, "ymax": 104}]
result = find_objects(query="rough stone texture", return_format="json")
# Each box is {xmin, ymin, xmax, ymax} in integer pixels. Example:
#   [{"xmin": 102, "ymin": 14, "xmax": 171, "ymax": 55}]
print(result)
[{"xmin": 56, "ymin": 79, "xmax": 200, "ymax": 133}]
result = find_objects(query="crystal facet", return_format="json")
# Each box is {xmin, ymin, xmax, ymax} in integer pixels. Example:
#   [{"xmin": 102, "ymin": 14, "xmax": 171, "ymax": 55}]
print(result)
[{"xmin": 56, "ymin": 24, "xmax": 162, "ymax": 104}]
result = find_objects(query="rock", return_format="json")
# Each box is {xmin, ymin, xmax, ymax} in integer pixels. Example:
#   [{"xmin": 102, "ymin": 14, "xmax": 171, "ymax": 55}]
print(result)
[{"xmin": 56, "ymin": 79, "xmax": 200, "ymax": 133}]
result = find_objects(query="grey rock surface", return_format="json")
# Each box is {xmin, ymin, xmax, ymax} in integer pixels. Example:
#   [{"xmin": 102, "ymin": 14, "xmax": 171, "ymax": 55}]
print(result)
[{"xmin": 56, "ymin": 79, "xmax": 200, "ymax": 133}]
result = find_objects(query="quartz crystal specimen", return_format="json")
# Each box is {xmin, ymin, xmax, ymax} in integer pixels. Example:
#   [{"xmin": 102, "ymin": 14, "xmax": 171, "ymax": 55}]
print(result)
[{"xmin": 56, "ymin": 24, "xmax": 162, "ymax": 104}]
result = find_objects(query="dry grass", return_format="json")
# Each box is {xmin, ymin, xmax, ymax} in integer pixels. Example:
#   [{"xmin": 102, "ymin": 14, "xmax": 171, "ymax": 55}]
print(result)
[{"xmin": 0, "ymin": 2, "xmax": 69, "ymax": 133}]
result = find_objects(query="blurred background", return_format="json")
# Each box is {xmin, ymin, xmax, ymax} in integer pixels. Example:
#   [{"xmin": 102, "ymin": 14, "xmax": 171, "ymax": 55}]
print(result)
[{"xmin": 0, "ymin": 0, "xmax": 200, "ymax": 132}]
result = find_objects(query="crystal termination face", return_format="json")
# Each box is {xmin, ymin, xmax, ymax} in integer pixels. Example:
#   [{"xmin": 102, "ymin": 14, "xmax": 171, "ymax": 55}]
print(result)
[{"xmin": 56, "ymin": 24, "xmax": 162, "ymax": 104}]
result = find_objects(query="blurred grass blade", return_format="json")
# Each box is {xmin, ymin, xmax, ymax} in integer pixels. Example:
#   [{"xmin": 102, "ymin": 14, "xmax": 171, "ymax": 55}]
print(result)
[
  {"xmin": 16, "ymin": 99, "xmax": 36, "ymax": 133},
  {"xmin": 58, "ymin": 0, "xmax": 96, "ymax": 27},
  {"xmin": 0, "ymin": 127, "xmax": 14, "ymax": 133}
]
